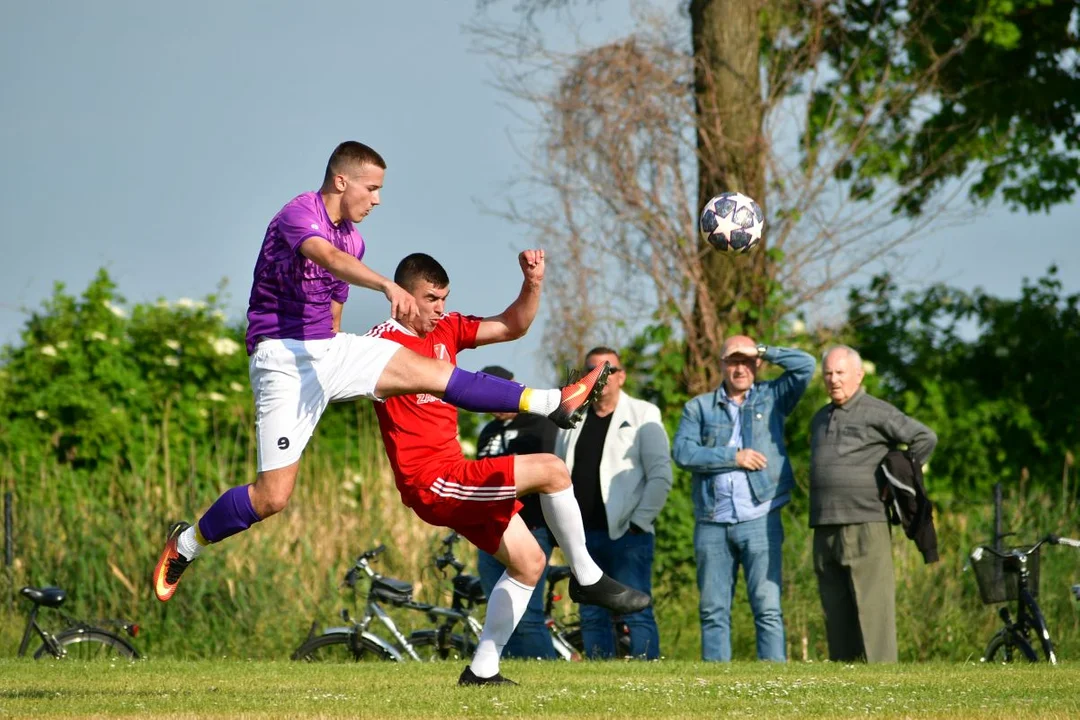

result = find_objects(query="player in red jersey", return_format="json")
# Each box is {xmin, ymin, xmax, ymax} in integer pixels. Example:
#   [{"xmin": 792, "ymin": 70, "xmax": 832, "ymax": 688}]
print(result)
[{"xmin": 369, "ymin": 251, "xmax": 651, "ymax": 686}]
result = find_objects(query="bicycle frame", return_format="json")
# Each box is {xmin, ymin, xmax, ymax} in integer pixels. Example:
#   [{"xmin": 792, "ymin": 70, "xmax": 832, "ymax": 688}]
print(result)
[
  {"xmin": 17, "ymin": 604, "xmax": 60, "ymax": 658},
  {"xmin": 542, "ymin": 566, "xmax": 580, "ymax": 661},
  {"xmin": 998, "ymin": 559, "xmax": 1055, "ymax": 664},
  {"xmin": 17, "ymin": 588, "xmax": 140, "ymax": 660},
  {"xmin": 339, "ymin": 592, "xmax": 484, "ymax": 662},
  {"xmin": 316, "ymin": 538, "xmax": 486, "ymax": 662}
]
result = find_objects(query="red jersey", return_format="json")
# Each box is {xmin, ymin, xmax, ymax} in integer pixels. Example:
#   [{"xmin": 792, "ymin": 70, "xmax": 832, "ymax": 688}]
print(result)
[{"xmin": 368, "ymin": 313, "xmax": 482, "ymax": 490}]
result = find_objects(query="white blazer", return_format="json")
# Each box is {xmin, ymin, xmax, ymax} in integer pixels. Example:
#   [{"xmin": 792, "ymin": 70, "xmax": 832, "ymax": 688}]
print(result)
[{"xmin": 555, "ymin": 391, "xmax": 674, "ymax": 539}]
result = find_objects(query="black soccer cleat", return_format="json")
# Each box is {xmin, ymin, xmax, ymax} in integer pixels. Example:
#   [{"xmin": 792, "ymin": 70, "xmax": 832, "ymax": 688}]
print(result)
[
  {"xmin": 569, "ymin": 573, "xmax": 652, "ymax": 616},
  {"xmin": 458, "ymin": 666, "xmax": 519, "ymax": 686}
]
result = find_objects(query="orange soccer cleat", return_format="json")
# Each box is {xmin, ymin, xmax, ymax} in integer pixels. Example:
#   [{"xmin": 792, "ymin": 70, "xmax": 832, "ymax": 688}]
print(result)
[
  {"xmin": 152, "ymin": 521, "xmax": 193, "ymax": 602},
  {"xmin": 547, "ymin": 361, "xmax": 613, "ymax": 430}
]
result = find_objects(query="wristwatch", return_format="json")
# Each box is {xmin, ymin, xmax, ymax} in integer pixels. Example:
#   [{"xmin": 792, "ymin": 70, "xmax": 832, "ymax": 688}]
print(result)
[{"xmin": 756, "ymin": 344, "xmax": 768, "ymax": 358}]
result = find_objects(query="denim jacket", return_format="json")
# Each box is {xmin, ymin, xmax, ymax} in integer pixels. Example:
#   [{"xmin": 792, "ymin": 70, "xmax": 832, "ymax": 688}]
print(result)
[{"xmin": 672, "ymin": 347, "xmax": 815, "ymax": 522}]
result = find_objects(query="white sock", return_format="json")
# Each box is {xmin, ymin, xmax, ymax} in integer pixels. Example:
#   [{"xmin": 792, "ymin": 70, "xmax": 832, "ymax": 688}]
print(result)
[
  {"xmin": 470, "ymin": 572, "xmax": 534, "ymax": 678},
  {"xmin": 176, "ymin": 525, "xmax": 204, "ymax": 561},
  {"xmin": 540, "ymin": 487, "xmax": 603, "ymax": 585},
  {"xmin": 520, "ymin": 388, "xmax": 561, "ymax": 416}
]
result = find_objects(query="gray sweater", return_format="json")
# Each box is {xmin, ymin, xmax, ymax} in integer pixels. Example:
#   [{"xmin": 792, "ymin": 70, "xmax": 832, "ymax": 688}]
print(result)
[{"xmin": 808, "ymin": 388, "xmax": 937, "ymax": 526}]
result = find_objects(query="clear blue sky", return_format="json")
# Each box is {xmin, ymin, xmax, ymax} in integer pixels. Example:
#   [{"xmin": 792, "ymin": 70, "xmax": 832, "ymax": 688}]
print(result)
[{"xmin": 2, "ymin": 1, "xmax": 1077, "ymax": 384}]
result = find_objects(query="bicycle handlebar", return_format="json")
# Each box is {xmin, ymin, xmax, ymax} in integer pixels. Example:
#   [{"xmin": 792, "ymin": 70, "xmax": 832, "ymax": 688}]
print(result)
[
  {"xmin": 361, "ymin": 545, "xmax": 387, "ymax": 560},
  {"xmin": 436, "ymin": 556, "xmax": 466, "ymax": 572},
  {"xmin": 434, "ymin": 532, "xmax": 466, "ymax": 573},
  {"xmin": 343, "ymin": 545, "xmax": 388, "ymax": 587},
  {"xmin": 976, "ymin": 533, "xmax": 1076, "ymax": 559}
]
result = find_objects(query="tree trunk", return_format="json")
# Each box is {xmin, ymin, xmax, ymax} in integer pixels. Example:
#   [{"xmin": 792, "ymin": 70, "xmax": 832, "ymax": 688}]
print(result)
[{"xmin": 689, "ymin": 0, "xmax": 771, "ymax": 395}]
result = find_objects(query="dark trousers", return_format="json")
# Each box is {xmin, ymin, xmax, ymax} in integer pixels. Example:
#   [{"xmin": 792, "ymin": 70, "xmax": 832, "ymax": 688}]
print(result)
[
  {"xmin": 813, "ymin": 522, "xmax": 897, "ymax": 663},
  {"xmin": 580, "ymin": 528, "xmax": 660, "ymax": 659}
]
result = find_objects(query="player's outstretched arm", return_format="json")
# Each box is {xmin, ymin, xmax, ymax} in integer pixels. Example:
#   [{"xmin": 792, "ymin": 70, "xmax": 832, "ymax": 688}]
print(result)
[
  {"xmin": 474, "ymin": 249, "xmax": 545, "ymax": 346},
  {"xmin": 299, "ymin": 236, "xmax": 418, "ymax": 322}
]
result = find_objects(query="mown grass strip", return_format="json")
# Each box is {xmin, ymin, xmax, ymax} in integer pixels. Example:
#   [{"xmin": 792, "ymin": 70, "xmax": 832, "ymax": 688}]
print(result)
[{"xmin": 1, "ymin": 659, "xmax": 1079, "ymax": 719}]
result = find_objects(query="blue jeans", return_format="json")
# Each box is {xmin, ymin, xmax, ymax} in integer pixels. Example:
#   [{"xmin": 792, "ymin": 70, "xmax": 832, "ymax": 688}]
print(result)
[
  {"xmin": 477, "ymin": 527, "xmax": 557, "ymax": 659},
  {"xmin": 694, "ymin": 510, "xmax": 786, "ymax": 662},
  {"xmin": 580, "ymin": 528, "xmax": 660, "ymax": 660}
]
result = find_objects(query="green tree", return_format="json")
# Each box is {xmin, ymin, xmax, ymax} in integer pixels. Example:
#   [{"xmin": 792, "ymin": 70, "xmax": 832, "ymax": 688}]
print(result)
[
  {"xmin": 848, "ymin": 266, "xmax": 1080, "ymax": 499},
  {"xmin": 478, "ymin": 0, "xmax": 1080, "ymax": 394}
]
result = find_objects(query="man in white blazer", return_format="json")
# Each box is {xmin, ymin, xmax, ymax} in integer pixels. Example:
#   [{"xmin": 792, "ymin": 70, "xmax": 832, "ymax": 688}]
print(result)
[{"xmin": 555, "ymin": 346, "xmax": 673, "ymax": 659}]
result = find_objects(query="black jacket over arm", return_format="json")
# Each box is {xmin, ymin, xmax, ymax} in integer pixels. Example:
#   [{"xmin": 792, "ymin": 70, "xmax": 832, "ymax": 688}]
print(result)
[{"xmin": 878, "ymin": 449, "xmax": 939, "ymax": 564}]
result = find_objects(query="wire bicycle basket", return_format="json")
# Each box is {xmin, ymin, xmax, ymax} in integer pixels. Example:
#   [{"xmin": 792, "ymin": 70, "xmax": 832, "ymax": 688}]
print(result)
[{"xmin": 969, "ymin": 545, "xmax": 1041, "ymax": 605}]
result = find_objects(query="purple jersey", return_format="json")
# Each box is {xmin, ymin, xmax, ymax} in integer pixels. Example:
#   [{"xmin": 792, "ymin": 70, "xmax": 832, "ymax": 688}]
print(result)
[{"xmin": 246, "ymin": 192, "xmax": 366, "ymax": 354}]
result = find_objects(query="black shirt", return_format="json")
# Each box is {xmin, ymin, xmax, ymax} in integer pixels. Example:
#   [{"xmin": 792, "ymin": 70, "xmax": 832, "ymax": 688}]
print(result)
[
  {"xmin": 570, "ymin": 407, "xmax": 614, "ymax": 532},
  {"xmin": 476, "ymin": 413, "xmax": 558, "ymax": 530}
]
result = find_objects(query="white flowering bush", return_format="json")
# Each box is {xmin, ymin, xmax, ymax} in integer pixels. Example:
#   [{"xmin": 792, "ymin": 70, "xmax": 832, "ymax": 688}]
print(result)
[
  {"xmin": 0, "ymin": 269, "xmax": 250, "ymax": 471},
  {"xmin": 0, "ymin": 269, "xmax": 381, "ymax": 479}
]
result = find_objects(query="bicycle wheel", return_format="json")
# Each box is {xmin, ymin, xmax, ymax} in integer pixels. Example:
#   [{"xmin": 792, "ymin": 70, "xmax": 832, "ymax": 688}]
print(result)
[
  {"xmin": 983, "ymin": 629, "xmax": 1038, "ymax": 663},
  {"xmin": 291, "ymin": 632, "xmax": 396, "ymax": 662},
  {"xmin": 34, "ymin": 628, "xmax": 139, "ymax": 660},
  {"xmin": 406, "ymin": 629, "xmax": 475, "ymax": 661}
]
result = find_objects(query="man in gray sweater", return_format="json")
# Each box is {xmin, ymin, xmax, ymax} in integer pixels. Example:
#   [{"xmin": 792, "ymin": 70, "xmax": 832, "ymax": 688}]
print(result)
[{"xmin": 809, "ymin": 346, "xmax": 937, "ymax": 663}]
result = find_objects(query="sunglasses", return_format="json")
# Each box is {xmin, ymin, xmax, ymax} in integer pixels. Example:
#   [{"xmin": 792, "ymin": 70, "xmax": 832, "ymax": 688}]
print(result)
[{"xmin": 586, "ymin": 364, "xmax": 623, "ymax": 373}]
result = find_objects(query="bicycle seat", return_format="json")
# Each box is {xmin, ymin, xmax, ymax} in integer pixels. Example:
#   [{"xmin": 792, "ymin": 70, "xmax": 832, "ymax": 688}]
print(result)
[
  {"xmin": 453, "ymin": 574, "xmax": 487, "ymax": 604},
  {"xmin": 21, "ymin": 586, "xmax": 67, "ymax": 608},
  {"xmin": 547, "ymin": 565, "xmax": 572, "ymax": 584},
  {"xmin": 371, "ymin": 576, "xmax": 413, "ymax": 605}
]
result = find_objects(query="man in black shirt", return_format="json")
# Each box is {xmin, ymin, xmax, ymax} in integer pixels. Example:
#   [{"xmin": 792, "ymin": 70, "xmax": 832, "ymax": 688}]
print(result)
[
  {"xmin": 475, "ymin": 365, "xmax": 560, "ymax": 659},
  {"xmin": 556, "ymin": 347, "xmax": 673, "ymax": 659}
]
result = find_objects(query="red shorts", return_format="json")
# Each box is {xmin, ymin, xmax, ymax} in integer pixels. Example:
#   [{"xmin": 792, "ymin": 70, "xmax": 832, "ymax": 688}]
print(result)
[{"xmin": 400, "ymin": 455, "xmax": 523, "ymax": 555}]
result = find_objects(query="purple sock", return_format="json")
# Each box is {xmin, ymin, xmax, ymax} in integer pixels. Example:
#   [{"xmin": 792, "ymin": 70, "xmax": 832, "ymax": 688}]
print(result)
[
  {"xmin": 443, "ymin": 368, "xmax": 525, "ymax": 413},
  {"xmin": 197, "ymin": 485, "xmax": 262, "ymax": 544}
]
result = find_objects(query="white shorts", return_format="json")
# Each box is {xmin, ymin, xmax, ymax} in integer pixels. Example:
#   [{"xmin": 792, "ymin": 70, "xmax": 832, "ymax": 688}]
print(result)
[{"xmin": 249, "ymin": 333, "xmax": 401, "ymax": 472}]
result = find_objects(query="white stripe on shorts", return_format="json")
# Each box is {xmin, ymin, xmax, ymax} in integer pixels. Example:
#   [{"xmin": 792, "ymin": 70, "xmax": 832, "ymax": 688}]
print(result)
[{"xmin": 430, "ymin": 478, "xmax": 517, "ymax": 502}]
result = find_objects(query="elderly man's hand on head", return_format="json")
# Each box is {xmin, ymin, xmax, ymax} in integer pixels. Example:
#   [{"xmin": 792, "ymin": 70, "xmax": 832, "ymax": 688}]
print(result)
[
  {"xmin": 719, "ymin": 335, "xmax": 762, "ymax": 399},
  {"xmin": 720, "ymin": 337, "xmax": 759, "ymax": 361}
]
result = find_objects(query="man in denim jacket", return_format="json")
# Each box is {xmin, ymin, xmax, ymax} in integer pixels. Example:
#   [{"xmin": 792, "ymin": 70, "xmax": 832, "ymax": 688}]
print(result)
[{"xmin": 672, "ymin": 336, "xmax": 814, "ymax": 661}]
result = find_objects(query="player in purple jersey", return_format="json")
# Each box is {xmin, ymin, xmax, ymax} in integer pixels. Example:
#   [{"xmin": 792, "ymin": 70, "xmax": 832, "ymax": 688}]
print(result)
[
  {"xmin": 245, "ymin": 190, "xmax": 368, "ymax": 352},
  {"xmin": 153, "ymin": 141, "xmax": 616, "ymax": 615}
]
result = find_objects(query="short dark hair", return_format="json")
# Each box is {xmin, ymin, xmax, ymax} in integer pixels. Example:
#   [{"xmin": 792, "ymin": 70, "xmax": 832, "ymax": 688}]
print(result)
[
  {"xmin": 585, "ymin": 346, "xmax": 620, "ymax": 362},
  {"xmin": 394, "ymin": 253, "xmax": 449, "ymax": 292},
  {"xmin": 323, "ymin": 141, "xmax": 386, "ymax": 186}
]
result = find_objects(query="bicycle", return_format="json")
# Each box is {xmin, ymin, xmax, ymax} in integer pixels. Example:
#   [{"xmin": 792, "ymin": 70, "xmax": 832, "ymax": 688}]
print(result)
[
  {"xmin": 969, "ymin": 485, "xmax": 1080, "ymax": 664},
  {"xmin": 291, "ymin": 532, "xmax": 485, "ymax": 662},
  {"xmin": 971, "ymin": 535, "xmax": 1080, "ymax": 664},
  {"xmin": 542, "ymin": 565, "xmax": 580, "ymax": 661},
  {"xmin": 17, "ymin": 585, "xmax": 141, "ymax": 660},
  {"xmin": 544, "ymin": 564, "xmax": 631, "ymax": 660}
]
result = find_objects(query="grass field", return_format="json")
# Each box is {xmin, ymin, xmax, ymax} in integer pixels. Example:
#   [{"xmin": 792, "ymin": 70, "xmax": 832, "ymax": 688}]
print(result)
[{"xmin": 1, "ymin": 659, "xmax": 1078, "ymax": 719}]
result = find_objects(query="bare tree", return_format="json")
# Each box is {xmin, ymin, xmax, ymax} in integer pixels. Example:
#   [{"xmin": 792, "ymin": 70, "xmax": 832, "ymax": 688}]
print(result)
[{"xmin": 471, "ymin": 3, "xmax": 984, "ymax": 393}]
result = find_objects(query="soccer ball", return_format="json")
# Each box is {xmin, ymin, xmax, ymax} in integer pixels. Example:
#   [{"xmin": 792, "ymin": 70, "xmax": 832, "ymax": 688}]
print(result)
[{"xmin": 699, "ymin": 192, "xmax": 765, "ymax": 253}]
